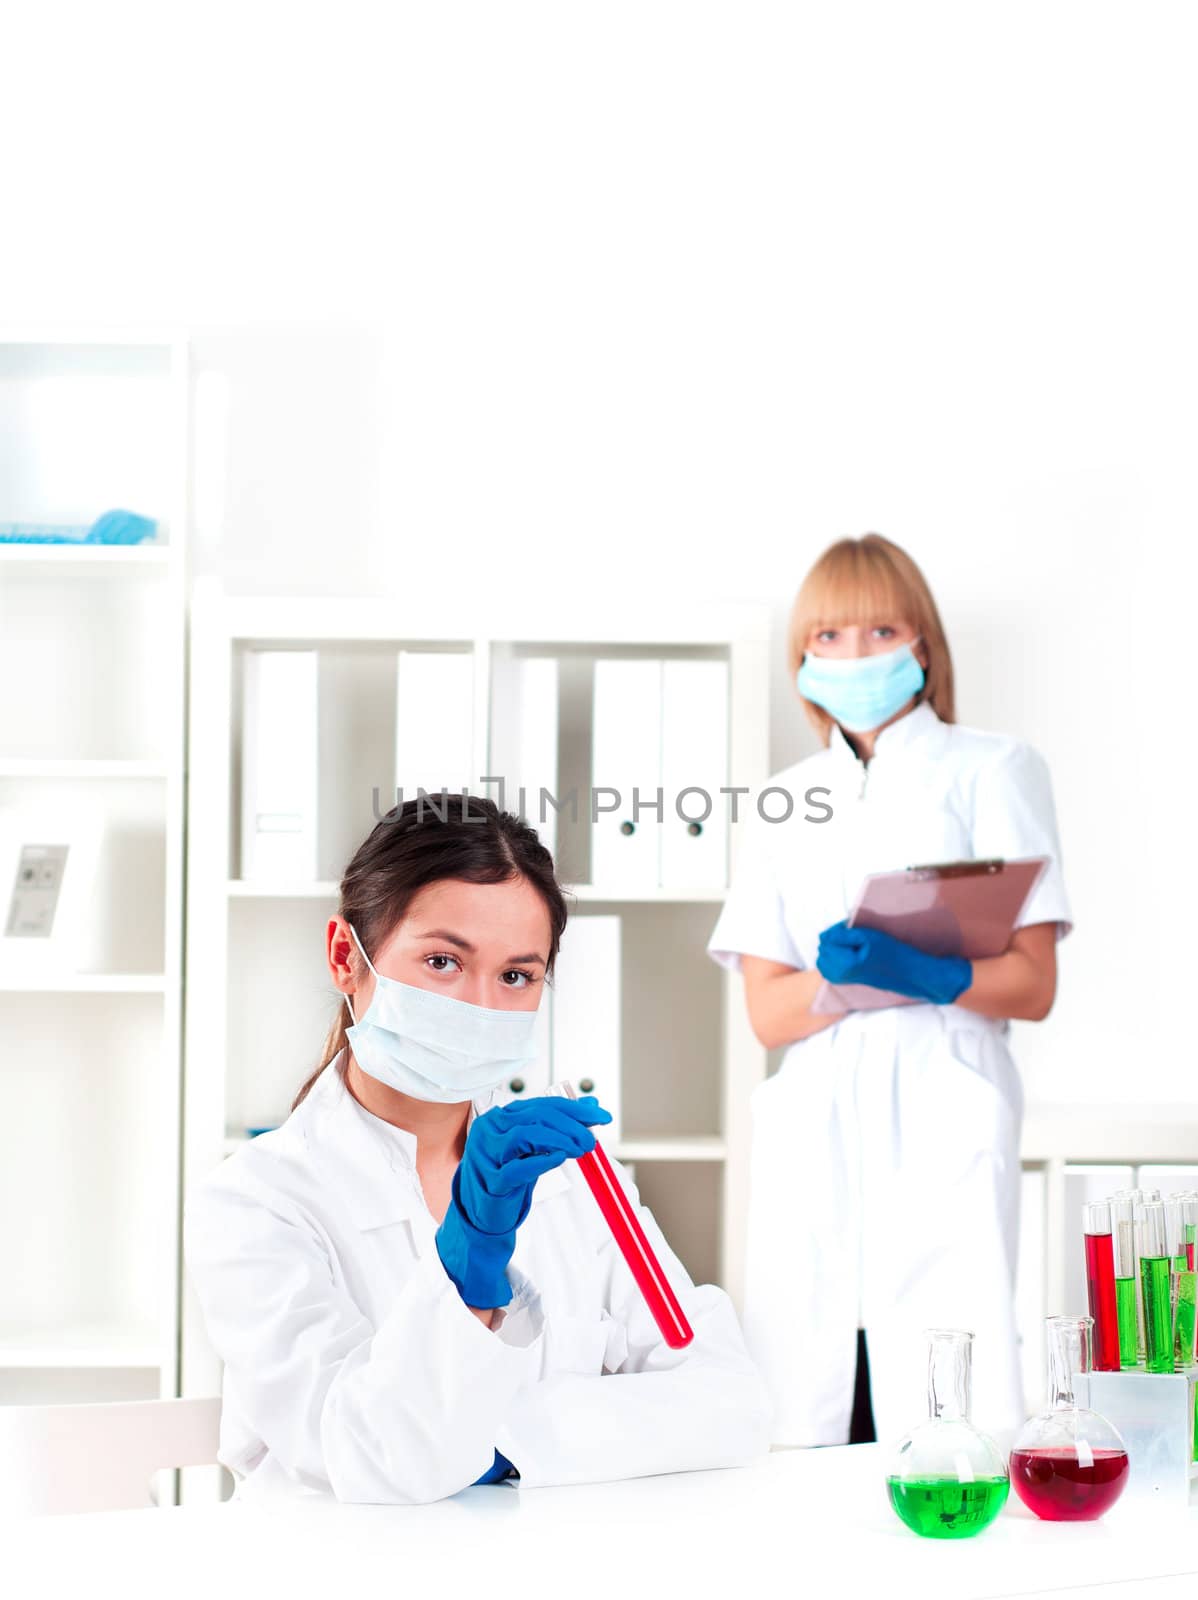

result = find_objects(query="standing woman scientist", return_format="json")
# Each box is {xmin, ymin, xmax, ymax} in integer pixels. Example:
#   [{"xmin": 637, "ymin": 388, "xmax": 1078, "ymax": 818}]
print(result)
[
  {"xmin": 706, "ymin": 534, "xmax": 1072, "ymax": 1447},
  {"xmin": 185, "ymin": 795, "xmax": 771, "ymax": 1504}
]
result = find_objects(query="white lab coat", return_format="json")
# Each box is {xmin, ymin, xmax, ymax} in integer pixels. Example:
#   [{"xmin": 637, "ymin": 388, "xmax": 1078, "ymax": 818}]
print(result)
[
  {"xmin": 183, "ymin": 1051, "xmax": 772, "ymax": 1504},
  {"xmin": 706, "ymin": 701, "xmax": 1072, "ymax": 1446}
]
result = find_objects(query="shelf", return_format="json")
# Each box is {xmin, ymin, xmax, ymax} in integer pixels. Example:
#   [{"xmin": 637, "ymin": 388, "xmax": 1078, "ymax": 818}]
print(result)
[
  {"xmin": 225, "ymin": 878, "xmax": 727, "ymax": 904},
  {"xmin": 0, "ymin": 543, "xmax": 170, "ymax": 567},
  {"xmin": 0, "ymin": 974, "xmax": 167, "ymax": 994},
  {"xmin": 611, "ymin": 1137, "xmax": 726, "ymax": 1163},
  {"xmin": 1022, "ymin": 1105, "xmax": 1198, "ymax": 1165},
  {"xmin": 0, "ymin": 759, "xmax": 168, "ymax": 780},
  {"xmin": 227, "ymin": 879, "xmax": 340, "ymax": 899},
  {"xmin": 0, "ymin": 1326, "xmax": 163, "ymax": 1370},
  {"xmin": 565, "ymin": 884, "xmax": 727, "ymax": 904},
  {"xmin": 222, "ymin": 1132, "xmax": 726, "ymax": 1163}
]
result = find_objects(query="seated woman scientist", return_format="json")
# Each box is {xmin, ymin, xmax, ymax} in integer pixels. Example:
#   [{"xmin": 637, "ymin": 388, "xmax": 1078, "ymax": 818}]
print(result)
[{"xmin": 184, "ymin": 794, "xmax": 772, "ymax": 1505}]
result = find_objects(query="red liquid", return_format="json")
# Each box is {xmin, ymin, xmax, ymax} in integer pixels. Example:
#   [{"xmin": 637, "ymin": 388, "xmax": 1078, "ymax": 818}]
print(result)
[
  {"xmin": 575, "ymin": 1140, "xmax": 694, "ymax": 1349},
  {"xmin": 1009, "ymin": 1448, "xmax": 1129, "ymax": 1520},
  {"xmin": 1084, "ymin": 1231, "xmax": 1121, "ymax": 1371}
]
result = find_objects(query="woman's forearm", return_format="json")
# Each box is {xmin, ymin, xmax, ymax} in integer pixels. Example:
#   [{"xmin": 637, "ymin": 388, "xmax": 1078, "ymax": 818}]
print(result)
[
  {"xmin": 954, "ymin": 923, "xmax": 1058, "ymax": 1022},
  {"xmin": 741, "ymin": 959, "xmax": 845, "ymax": 1049}
]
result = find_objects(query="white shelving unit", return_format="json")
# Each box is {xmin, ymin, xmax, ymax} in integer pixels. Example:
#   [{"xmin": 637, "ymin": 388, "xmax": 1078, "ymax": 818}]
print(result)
[
  {"xmin": 182, "ymin": 585, "xmax": 772, "ymax": 1401},
  {"xmin": 0, "ymin": 332, "xmax": 188, "ymax": 1408}
]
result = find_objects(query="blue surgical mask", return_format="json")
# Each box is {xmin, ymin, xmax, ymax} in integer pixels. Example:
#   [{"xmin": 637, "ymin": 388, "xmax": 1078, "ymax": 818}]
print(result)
[
  {"xmin": 796, "ymin": 639, "xmax": 925, "ymax": 734},
  {"xmin": 342, "ymin": 922, "xmax": 540, "ymax": 1103}
]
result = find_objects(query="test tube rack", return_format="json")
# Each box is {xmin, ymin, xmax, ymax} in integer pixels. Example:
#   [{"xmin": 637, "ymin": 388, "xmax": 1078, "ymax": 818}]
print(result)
[{"xmin": 1082, "ymin": 1365, "xmax": 1198, "ymax": 1509}]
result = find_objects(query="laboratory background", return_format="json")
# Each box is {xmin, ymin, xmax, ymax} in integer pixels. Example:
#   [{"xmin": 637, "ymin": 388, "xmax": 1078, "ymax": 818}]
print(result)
[{"xmin": 2, "ymin": 0, "xmax": 1198, "ymax": 1584}]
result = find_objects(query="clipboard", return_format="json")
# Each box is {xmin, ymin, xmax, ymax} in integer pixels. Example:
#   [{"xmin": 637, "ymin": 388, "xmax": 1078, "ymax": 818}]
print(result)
[{"xmin": 810, "ymin": 855, "xmax": 1049, "ymax": 1015}]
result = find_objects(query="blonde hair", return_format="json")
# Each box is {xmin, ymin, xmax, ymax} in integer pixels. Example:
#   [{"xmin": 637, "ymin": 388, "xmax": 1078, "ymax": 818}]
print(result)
[{"xmin": 787, "ymin": 533, "xmax": 955, "ymax": 743}]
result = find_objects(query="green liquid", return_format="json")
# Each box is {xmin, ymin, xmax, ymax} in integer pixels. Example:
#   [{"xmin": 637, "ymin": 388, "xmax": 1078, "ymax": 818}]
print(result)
[
  {"xmin": 1175, "ymin": 1270, "xmax": 1197, "ymax": 1369},
  {"xmin": 1116, "ymin": 1275, "xmax": 1140, "ymax": 1368},
  {"xmin": 886, "ymin": 1475, "xmax": 1009, "ymax": 1538},
  {"xmin": 1142, "ymin": 1254, "xmax": 1173, "ymax": 1374}
]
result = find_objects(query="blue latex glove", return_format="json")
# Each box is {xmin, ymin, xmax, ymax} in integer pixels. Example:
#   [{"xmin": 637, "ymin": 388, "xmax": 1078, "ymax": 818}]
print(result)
[
  {"xmin": 85, "ymin": 509, "xmax": 157, "ymax": 545},
  {"xmin": 472, "ymin": 1448, "xmax": 518, "ymax": 1485},
  {"xmin": 435, "ymin": 1095, "xmax": 612, "ymax": 1309},
  {"xmin": 816, "ymin": 919, "xmax": 972, "ymax": 1005}
]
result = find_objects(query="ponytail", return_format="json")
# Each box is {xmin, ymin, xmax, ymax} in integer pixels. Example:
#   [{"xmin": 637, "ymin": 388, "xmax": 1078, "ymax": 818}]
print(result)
[{"xmin": 292, "ymin": 994, "xmax": 353, "ymax": 1111}]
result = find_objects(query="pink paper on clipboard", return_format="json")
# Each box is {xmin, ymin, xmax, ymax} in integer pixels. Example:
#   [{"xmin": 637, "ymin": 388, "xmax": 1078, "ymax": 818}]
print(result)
[{"xmin": 811, "ymin": 855, "xmax": 1049, "ymax": 1014}]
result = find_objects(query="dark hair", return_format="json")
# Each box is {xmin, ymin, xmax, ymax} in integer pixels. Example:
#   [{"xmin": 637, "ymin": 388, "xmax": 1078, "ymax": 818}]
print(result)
[{"xmin": 292, "ymin": 794, "xmax": 569, "ymax": 1110}]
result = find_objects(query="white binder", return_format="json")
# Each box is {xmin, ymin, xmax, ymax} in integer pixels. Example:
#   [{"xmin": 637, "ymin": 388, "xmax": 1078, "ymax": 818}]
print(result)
[
  {"xmin": 591, "ymin": 659, "xmax": 661, "ymax": 891},
  {"xmin": 489, "ymin": 655, "xmax": 559, "ymax": 855},
  {"xmin": 660, "ymin": 658, "xmax": 729, "ymax": 890},
  {"xmin": 550, "ymin": 914, "xmax": 622, "ymax": 1140},
  {"xmin": 395, "ymin": 650, "xmax": 475, "ymax": 804},
  {"xmin": 241, "ymin": 650, "xmax": 318, "ymax": 881}
]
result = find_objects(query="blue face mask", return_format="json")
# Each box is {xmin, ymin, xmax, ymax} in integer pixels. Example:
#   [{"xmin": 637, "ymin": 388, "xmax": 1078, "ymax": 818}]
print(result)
[{"xmin": 796, "ymin": 640, "xmax": 925, "ymax": 734}]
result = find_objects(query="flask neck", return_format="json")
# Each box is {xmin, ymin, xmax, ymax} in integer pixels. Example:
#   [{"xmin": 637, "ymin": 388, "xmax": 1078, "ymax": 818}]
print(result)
[
  {"xmin": 926, "ymin": 1331, "xmax": 972, "ymax": 1422},
  {"xmin": 1046, "ymin": 1316, "xmax": 1091, "ymax": 1410}
]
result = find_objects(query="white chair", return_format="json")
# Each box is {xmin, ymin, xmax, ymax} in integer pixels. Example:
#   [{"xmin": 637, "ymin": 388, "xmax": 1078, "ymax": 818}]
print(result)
[{"xmin": 0, "ymin": 1397, "xmax": 222, "ymax": 1515}]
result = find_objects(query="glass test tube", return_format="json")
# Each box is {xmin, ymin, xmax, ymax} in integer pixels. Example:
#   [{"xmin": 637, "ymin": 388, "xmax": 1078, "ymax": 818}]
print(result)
[
  {"xmin": 1172, "ymin": 1197, "xmax": 1198, "ymax": 1370},
  {"xmin": 1082, "ymin": 1201, "xmax": 1121, "ymax": 1372},
  {"xmin": 561, "ymin": 1081, "xmax": 694, "ymax": 1349},
  {"xmin": 1109, "ymin": 1196, "xmax": 1139, "ymax": 1369},
  {"xmin": 1123, "ymin": 1189, "xmax": 1147, "ymax": 1361},
  {"xmin": 1139, "ymin": 1201, "xmax": 1173, "ymax": 1375}
]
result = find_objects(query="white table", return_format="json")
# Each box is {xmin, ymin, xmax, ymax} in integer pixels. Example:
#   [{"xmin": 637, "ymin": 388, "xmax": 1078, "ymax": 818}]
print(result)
[{"xmin": 8, "ymin": 1444, "xmax": 1198, "ymax": 1600}]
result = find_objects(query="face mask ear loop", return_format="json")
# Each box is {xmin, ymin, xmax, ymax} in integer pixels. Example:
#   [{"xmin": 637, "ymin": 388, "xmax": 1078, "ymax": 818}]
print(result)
[{"xmin": 343, "ymin": 921, "xmax": 378, "ymax": 1027}]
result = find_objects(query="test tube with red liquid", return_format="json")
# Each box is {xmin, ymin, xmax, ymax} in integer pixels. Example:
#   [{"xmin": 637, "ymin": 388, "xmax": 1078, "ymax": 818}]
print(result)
[
  {"xmin": 1082, "ymin": 1201, "xmax": 1121, "ymax": 1372},
  {"xmin": 562, "ymin": 1081, "xmax": 694, "ymax": 1349}
]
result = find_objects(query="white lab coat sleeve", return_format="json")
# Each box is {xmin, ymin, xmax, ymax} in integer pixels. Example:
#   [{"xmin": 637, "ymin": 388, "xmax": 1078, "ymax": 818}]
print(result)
[
  {"xmin": 183, "ymin": 1169, "xmax": 544, "ymax": 1505},
  {"xmin": 705, "ymin": 807, "xmax": 804, "ymax": 974},
  {"xmin": 493, "ymin": 1162, "xmax": 774, "ymax": 1486},
  {"xmin": 969, "ymin": 738, "xmax": 1074, "ymax": 939}
]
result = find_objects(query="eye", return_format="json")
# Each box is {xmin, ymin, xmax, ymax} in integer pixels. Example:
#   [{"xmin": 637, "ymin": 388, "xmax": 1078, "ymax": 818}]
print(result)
[
  {"xmin": 872, "ymin": 624, "xmax": 897, "ymax": 640},
  {"xmin": 424, "ymin": 953, "xmax": 462, "ymax": 975},
  {"xmin": 815, "ymin": 628, "xmax": 838, "ymax": 644},
  {"xmin": 500, "ymin": 968, "xmax": 540, "ymax": 989}
]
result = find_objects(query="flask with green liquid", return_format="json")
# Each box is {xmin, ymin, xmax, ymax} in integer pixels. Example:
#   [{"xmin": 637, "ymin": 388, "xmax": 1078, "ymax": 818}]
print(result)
[{"xmin": 885, "ymin": 1328, "xmax": 1009, "ymax": 1539}]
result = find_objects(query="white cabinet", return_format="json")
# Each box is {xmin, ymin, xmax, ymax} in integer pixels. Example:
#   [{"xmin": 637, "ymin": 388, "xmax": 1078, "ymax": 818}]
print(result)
[{"xmin": 0, "ymin": 333, "xmax": 188, "ymax": 1407}]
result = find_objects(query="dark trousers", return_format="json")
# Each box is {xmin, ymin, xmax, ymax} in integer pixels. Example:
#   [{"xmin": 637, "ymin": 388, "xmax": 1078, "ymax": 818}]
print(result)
[{"xmin": 849, "ymin": 1327, "xmax": 876, "ymax": 1444}]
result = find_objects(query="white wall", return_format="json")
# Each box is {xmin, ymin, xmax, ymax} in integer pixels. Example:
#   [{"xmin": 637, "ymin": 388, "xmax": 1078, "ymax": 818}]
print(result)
[{"xmin": 3, "ymin": 1, "xmax": 1195, "ymax": 1102}]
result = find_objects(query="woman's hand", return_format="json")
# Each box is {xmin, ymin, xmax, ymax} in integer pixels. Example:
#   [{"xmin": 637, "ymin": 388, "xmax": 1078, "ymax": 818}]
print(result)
[
  {"xmin": 816, "ymin": 920, "xmax": 972, "ymax": 1005},
  {"xmin": 435, "ymin": 1095, "xmax": 612, "ymax": 1312}
]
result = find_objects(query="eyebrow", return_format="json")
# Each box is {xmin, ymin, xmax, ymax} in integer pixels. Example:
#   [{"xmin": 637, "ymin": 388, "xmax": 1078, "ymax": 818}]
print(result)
[{"xmin": 412, "ymin": 928, "xmax": 547, "ymax": 966}]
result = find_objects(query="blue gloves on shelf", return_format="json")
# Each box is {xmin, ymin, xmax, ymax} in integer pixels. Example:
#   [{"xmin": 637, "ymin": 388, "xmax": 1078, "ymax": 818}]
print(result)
[
  {"xmin": 816, "ymin": 920, "xmax": 973, "ymax": 1006},
  {"xmin": 435, "ymin": 1095, "xmax": 612, "ymax": 1310}
]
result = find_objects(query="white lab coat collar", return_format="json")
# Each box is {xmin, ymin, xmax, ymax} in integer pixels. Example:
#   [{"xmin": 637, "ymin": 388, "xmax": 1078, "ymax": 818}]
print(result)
[
  {"xmin": 300, "ymin": 1049, "xmax": 568, "ymax": 1232},
  {"xmin": 826, "ymin": 698, "xmax": 942, "ymax": 765}
]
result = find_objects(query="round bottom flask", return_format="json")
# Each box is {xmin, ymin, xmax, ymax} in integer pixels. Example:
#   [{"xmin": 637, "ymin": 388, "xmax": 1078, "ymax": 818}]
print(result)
[
  {"xmin": 1009, "ymin": 1314, "xmax": 1129, "ymax": 1521},
  {"xmin": 885, "ymin": 1328, "xmax": 1009, "ymax": 1539}
]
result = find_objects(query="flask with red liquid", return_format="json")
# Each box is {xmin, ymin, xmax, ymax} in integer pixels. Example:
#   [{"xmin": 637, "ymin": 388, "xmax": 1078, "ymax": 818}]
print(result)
[{"xmin": 1009, "ymin": 1314, "xmax": 1130, "ymax": 1521}]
